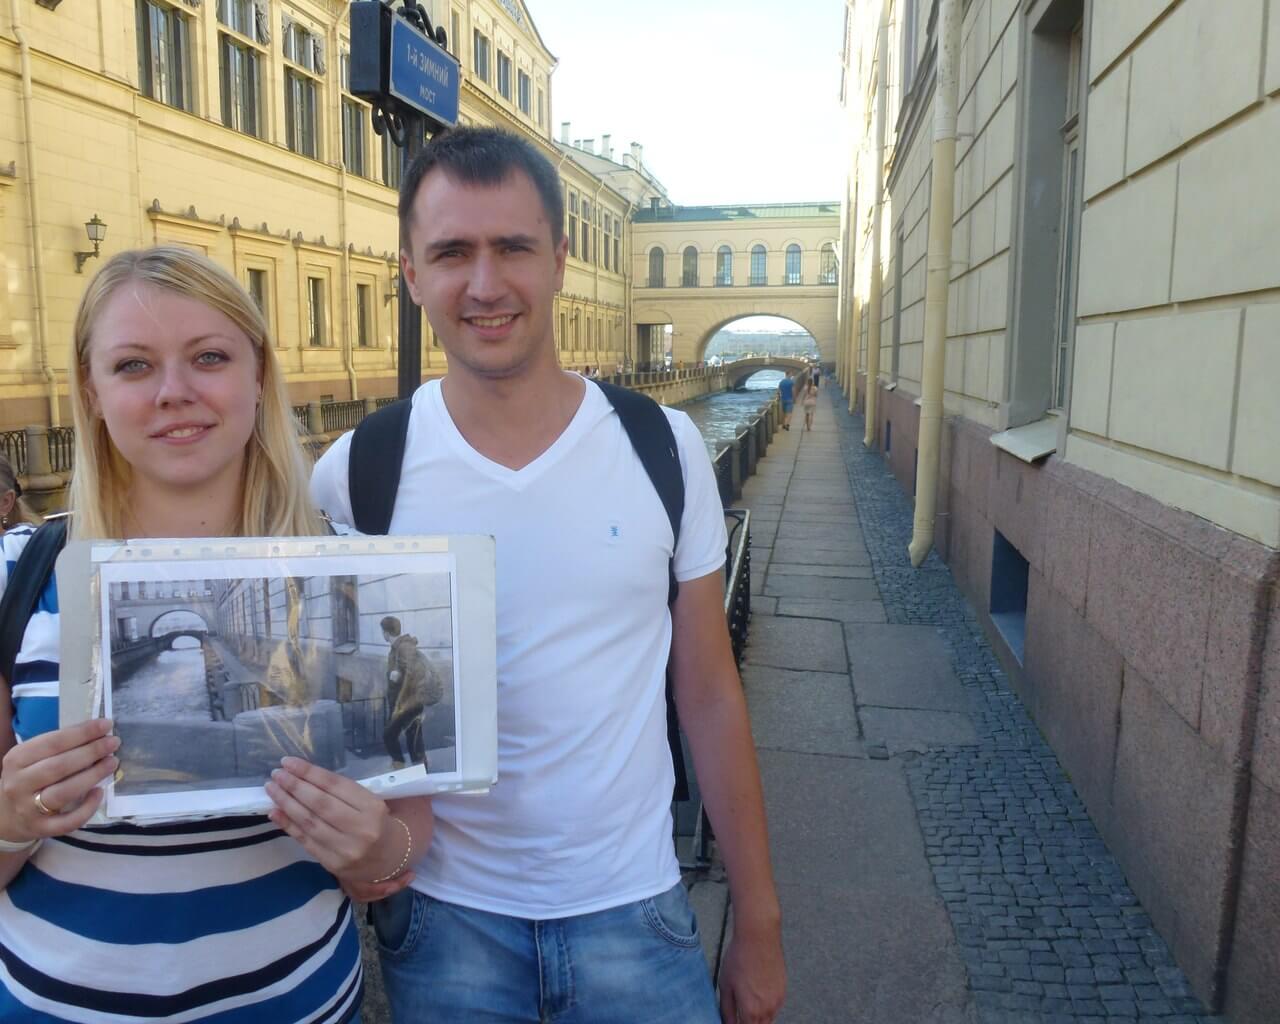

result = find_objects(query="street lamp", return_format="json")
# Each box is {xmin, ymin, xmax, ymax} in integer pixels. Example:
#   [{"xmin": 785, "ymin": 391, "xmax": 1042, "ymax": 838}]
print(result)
[{"xmin": 74, "ymin": 214, "xmax": 108, "ymax": 273}]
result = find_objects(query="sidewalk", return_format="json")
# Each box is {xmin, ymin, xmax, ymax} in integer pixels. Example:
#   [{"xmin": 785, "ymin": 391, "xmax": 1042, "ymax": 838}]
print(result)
[{"xmin": 701, "ymin": 385, "xmax": 1222, "ymax": 1023}]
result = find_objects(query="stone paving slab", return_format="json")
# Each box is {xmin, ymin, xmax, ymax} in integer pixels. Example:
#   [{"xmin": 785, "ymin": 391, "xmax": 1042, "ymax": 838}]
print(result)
[
  {"xmin": 773, "ymin": 520, "xmax": 863, "ymax": 543},
  {"xmin": 846, "ymin": 623, "xmax": 975, "ymax": 714},
  {"xmin": 769, "ymin": 561, "xmax": 874, "ymax": 579},
  {"xmin": 775, "ymin": 598, "xmax": 889, "ymax": 623},
  {"xmin": 860, "ymin": 707, "xmax": 980, "ymax": 749},
  {"xmin": 764, "ymin": 573, "xmax": 881, "ymax": 602},
  {"xmin": 741, "ymin": 666, "xmax": 864, "ymax": 757},
  {"xmin": 743, "ymin": 615, "xmax": 848, "ymax": 674},
  {"xmin": 771, "ymin": 541, "xmax": 871, "ymax": 566},
  {"xmin": 758, "ymin": 750, "xmax": 975, "ymax": 1023}
]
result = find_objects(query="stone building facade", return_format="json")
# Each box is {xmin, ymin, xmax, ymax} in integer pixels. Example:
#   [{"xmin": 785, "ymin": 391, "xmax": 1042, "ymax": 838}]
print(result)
[
  {"xmin": 0, "ymin": 0, "xmax": 641, "ymax": 430},
  {"xmin": 836, "ymin": 1, "xmax": 1279, "ymax": 1018},
  {"xmin": 632, "ymin": 202, "xmax": 841, "ymax": 367}
]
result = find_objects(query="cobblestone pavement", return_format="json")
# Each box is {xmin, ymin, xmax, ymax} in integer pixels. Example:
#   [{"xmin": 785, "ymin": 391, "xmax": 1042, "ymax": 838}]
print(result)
[{"xmin": 829, "ymin": 393, "xmax": 1221, "ymax": 1024}]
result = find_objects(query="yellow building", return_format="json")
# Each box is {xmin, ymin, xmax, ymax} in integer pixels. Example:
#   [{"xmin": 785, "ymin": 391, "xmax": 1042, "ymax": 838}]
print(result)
[
  {"xmin": 632, "ymin": 202, "xmax": 841, "ymax": 367},
  {"xmin": 837, "ymin": 1, "xmax": 1279, "ymax": 1019},
  {"xmin": 0, "ymin": 0, "xmax": 634, "ymax": 431}
]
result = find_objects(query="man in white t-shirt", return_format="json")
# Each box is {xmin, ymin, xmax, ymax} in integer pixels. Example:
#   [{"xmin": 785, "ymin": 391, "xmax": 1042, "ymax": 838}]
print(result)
[{"xmin": 311, "ymin": 127, "xmax": 785, "ymax": 1024}]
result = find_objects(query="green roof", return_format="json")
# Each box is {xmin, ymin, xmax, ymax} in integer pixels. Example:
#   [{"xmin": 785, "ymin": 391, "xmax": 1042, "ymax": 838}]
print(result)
[{"xmin": 633, "ymin": 202, "xmax": 839, "ymax": 223}]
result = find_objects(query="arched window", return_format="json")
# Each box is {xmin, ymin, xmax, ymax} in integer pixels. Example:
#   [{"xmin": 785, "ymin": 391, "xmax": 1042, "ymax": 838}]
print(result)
[
  {"xmin": 716, "ymin": 246, "xmax": 733, "ymax": 286},
  {"xmin": 749, "ymin": 244, "xmax": 767, "ymax": 285},
  {"xmin": 785, "ymin": 243, "xmax": 802, "ymax": 285},
  {"xmin": 681, "ymin": 246, "xmax": 699, "ymax": 287},
  {"xmin": 819, "ymin": 242, "xmax": 838, "ymax": 284},
  {"xmin": 648, "ymin": 247, "xmax": 665, "ymax": 287}
]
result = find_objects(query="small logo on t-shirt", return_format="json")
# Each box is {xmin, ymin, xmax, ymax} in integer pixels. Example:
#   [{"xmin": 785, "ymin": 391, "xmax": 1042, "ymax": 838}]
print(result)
[{"xmin": 607, "ymin": 520, "xmax": 622, "ymax": 543}]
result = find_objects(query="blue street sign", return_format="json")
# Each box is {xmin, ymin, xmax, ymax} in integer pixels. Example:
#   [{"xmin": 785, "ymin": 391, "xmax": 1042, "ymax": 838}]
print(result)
[{"xmin": 388, "ymin": 16, "xmax": 460, "ymax": 127}]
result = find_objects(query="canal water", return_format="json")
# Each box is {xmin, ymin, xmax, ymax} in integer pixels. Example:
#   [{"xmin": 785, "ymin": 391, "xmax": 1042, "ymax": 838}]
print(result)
[
  {"xmin": 679, "ymin": 370, "xmax": 783, "ymax": 457},
  {"xmin": 111, "ymin": 638, "xmax": 209, "ymax": 720}
]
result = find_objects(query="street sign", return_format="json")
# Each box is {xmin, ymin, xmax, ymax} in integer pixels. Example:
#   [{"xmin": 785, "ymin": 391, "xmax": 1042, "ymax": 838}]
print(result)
[{"xmin": 388, "ymin": 16, "xmax": 459, "ymax": 127}]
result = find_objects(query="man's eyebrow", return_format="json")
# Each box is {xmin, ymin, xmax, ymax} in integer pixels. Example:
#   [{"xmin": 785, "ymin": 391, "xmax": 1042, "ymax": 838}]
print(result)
[{"xmin": 424, "ymin": 233, "xmax": 540, "ymax": 253}]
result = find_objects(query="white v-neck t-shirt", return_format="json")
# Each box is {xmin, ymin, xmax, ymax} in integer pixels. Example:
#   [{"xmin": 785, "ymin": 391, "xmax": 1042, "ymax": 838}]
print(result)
[{"xmin": 310, "ymin": 379, "xmax": 727, "ymax": 918}]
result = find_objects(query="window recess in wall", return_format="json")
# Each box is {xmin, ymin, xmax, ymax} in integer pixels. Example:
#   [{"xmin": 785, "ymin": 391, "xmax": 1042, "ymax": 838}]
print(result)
[
  {"xmin": 137, "ymin": 0, "xmax": 195, "ymax": 112},
  {"xmin": 282, "ymin": 19, "xmax": 324, "ymax": 159}
]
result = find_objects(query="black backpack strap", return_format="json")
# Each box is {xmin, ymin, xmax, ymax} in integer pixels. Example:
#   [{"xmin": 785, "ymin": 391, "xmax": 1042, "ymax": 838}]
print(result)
[
  {"xmin": 595, "ymin": 380, "xmax": 691, "ymax": 802},
  {"xmin": 348, "ymin": 399, "xmax": 414, "ymax": 535},
  {"xmin": 0, "ymin": 518, "xmax": 69, "ymax": 687}
]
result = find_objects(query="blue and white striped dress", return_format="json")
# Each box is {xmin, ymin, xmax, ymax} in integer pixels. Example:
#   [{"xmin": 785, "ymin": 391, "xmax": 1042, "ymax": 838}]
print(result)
[{"xmin": 0, "ymin": 525, "xmax": 362, "ymax": 1023}]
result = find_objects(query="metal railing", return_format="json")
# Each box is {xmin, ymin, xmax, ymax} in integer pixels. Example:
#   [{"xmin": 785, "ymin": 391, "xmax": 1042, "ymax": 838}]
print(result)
[
  {"xmin": 320, "ymin": 400, "xmax": 366, "ymax": 434},
  {"xmin": 675, "ymin": 506, "xmax": 752, "ymax": 871},
  {"xmin": 292, "ymin": 405, "xmax": 310, "ymax": 431},
  {"xmin": 0, "ymin": 430, "xmax": 26, "ymax": 475},
  {"xmin": 47, "ymin": 427, "xmax": 75, "ymax": 473},
  {"xmin": 375, "ymin": 396, "xmax": 399, "ymax": 409}
]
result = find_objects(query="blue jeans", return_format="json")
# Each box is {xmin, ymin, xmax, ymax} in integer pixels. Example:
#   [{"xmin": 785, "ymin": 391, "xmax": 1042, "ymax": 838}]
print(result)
[{"xmin": 372, "ymin": 883, "xmax": 719, "ymax": 1023}]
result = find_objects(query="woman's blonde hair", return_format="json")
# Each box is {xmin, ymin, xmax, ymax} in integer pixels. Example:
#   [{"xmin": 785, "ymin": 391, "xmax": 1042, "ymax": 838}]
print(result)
[
  {"xmin": 0, "ymin": 451, "xmax": 37, "ymax": 528},
  {"xmin": 67, "ymin": 246, "xmax": 324, "ymax": 540}
]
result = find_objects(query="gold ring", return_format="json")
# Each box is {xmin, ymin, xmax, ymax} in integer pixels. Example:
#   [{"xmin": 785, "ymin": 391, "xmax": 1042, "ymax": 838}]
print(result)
[{"xmin": 33, "ymin": 791, "xmax": 56, "ymax": 817}]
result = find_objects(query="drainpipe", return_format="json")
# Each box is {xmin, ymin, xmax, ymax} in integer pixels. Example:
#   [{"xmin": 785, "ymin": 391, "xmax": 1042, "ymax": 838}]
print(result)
[
  {"xmin": 11, "ymin": 0, "xmax": 59, "ymax": 426},
  {"xmin": 333, "ymin": 23, "xmax": 357, "ymax": 401},
  {"xmin": 908, "ymin": 0, "xmax": 961, "ymax": 568},
  {"xmin": 848, "ymin": 293, "xmax": 861, "ymax": 413},
  {"xmin": 862, "ymin": 5, "xmax": 889, "ymax": 449}
]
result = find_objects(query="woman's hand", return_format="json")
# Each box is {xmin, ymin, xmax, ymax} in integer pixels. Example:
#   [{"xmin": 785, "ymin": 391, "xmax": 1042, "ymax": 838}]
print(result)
[
  {"xmin": 266, "ymin": 757, "xmax": 422, "ymax": 884},
  {"xmin": 0, "ymin": 718, "xmax": 118, "ymax": 843},
  {"xmin": 342, "ymin": 872, "xmax": 416, "ymax": 905}
]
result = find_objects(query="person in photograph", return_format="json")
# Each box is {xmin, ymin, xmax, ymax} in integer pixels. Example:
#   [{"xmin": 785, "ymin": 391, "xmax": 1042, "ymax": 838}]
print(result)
[
  {"xmin": 380, "ymin": 615, "xmax": 443, "ymax": 769},
  {"xmin": 778, "ymin": 371, "xmax": 795, "ymax": 430},
  {"xmin": 0, "ymin": 454, "xmax": 36, "ymax": 535},
  {"xmin": 311, "ymin": 128, "xmax": 785, "ymax": 1024},
  {"xmin": 0, "ymin": 246, "xmax": 430, "ymax": 1023}
]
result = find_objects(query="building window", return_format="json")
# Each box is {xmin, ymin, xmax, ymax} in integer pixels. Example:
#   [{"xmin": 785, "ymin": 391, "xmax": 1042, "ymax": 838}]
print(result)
[
  {"xmin": 332, "ymin": 577, "xmax": 358, "ymax": 648},
  {"xmin": 1053, "ymin": 22, "xmax": 1084, "ymax": 409},
  {"xmin": 342, "ymin": 98, "xmax": 366, "ymax": 175},
  {"xmin": 219, "ymin": 34, "xmax": 262, "ymax": 136},
  {"xmin": 716, "ymin": 245, "xmax": 732, "ymax": 286},
  {"xmin": 537, "ymin": 86, "xmax": 544, "ymax": 126},
  {"xmin": 451, "ymin": 10, "xmax": 461, "ymax": 61},
  {"xmin": 356, "ymin": 283, "xmax": 374, "ymax": 346},
  {"xmin": 382, "ymin": 130, "xmax": 402, "ymax": 189},
  {"xmin": 1007, "ymin": 0, "xmax": 1086, "ymax": 425},
  {"xmin": 559, "ymin": 311, "xmax": 567, "ymax": 350},
  {"xmin": 581, "ymin": 200, "xmax": 591, "ymax": 264},
  {"xmin": 473, "ymin": 30, "xmax": 490, "ymax": 82},
  {"xmin": 568, "ymin": 192, "xmax": 579, "ymax": 259},
  {"xmin": 900, "ymin": 0, "xmax": 918, "ymax": 93},
  {"xmin": 750, "ymin": 244, "xmax": 767, "ymax": 285},
  {"xmin": 614, "ymin": 219, "xmax": 621, "ymax": 272},
  {"xmin": 282, "ymin": 19, "xmax": 322, "ymax": 71},
  {"xmin": 497, "ymin": 51, "xmax": 512, "ymax": 99},
  {"xmin": 246, "ymin": 268, "xmax": 268, "ymax": 318},
  {"xmin": 681, "ymin": 246, "xmax": 698, "ymax": 287},
  {"xmin": 307, "ymin": 276, "xmax": 326, "ymax": 346},
  {"xmin": 819, "ymin": 242, "xmax": 838, "ymax": 284},
  {"xmin": 517, "ymin": 70, "xmax": 531, "ymax": 114},
  {"xmin": 137, "ymin": 0, "xmax": 195, "ymax": 112},
  {"xmin": 648, "ymin": 247, "xmax": 665, "ymax": 288},
  {"xmin": 285, "ymin": 69, "xmax": 319, "ymax": 157},
  {"xmin": 785, "ymin": 244, "xmax": 802, "ymax": 285}
]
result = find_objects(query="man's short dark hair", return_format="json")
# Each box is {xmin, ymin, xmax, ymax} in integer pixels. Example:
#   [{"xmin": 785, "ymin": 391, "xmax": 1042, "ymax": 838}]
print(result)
[
  {"xmin": 398, "ymin": 127, "xmax": 565, "ymax": 252},
  {"xmin": 381, "ymin": 615, "xmax": 402, "ymax": 636}
]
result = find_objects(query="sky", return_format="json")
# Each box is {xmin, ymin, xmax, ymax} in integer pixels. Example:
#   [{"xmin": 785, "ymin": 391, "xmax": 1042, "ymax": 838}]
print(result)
[{"xmin": 529, "ymin": 0, "xmax": 849, "ymax": 208}]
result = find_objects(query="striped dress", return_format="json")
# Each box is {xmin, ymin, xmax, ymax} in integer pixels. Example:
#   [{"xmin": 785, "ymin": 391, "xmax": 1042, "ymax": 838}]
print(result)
[{"xmin": 0, "ymin": 525, "xmax": 362, "ymax": 1023}]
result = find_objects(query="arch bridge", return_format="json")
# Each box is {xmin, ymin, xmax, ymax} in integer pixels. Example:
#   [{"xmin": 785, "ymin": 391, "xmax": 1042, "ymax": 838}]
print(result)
[
  {"xmin": 631, "ymin": 202, "xmax": 840, "ymax": 367},
  {"xmin": 724, "ymin": 357, "xmax": 812, "ymax": 390}
]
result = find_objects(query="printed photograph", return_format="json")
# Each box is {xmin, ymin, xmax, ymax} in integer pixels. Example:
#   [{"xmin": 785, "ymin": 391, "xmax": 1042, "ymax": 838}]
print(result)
[{"xmin": 103, "ymin": 565, "xmax": 458, "ymax": 809}]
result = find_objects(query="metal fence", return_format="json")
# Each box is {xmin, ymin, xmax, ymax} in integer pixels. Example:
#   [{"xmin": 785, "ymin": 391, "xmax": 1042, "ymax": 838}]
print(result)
[
  {"xmin": 0, "ymin": 430, "xmax": 26, "ymax": 475},
  {"xmin": 47, "ymin": 427, "xmax": 75, "ymax": 473},
  {"xmin": 320, "ymin": 400, "xmax": 366, "ymax": 434}
]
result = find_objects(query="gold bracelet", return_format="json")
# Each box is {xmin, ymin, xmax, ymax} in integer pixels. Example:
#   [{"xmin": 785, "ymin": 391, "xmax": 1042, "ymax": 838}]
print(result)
[{"xmin": 369, "ymin": 816, "xmax": 413, "ymax": 884}]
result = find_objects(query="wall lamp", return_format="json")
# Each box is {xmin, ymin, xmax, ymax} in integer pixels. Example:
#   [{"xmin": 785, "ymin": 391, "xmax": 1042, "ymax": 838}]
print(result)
[
  {"xmin": 384, "ymin": 275, "xmax": 398, "ymax": 304},
  {"xmin": 74, "ymin": 214, "xmax": 108, "ymax": 273}
]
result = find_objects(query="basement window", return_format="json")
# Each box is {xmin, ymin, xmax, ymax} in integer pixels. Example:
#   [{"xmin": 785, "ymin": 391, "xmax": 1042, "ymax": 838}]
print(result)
[{"xmin": 990, "ymin": 529, "xmax": 1029, "ymax": 664}]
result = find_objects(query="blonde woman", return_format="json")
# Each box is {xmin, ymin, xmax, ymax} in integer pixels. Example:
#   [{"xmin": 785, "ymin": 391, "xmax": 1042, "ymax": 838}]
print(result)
[
  {"xmin": 0, "ymin": 454, "xmax": 35, "ymax": 535},
  {"xmin": 0, "ymin": 247, "xmax": 429, "ymax": 1022}
]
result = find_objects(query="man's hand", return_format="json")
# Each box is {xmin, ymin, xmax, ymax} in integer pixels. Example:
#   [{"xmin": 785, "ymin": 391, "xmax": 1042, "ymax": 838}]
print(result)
[{"xmin": 718, "ymin": 917, "xmax": 786, "ymax": 1024}]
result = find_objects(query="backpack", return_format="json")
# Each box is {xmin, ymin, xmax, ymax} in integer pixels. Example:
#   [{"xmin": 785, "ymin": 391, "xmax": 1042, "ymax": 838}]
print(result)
[
  {"xmin": 0, "ymin": 518, "xmax": 69, "ymax": 688},
  {"xmin": 347, "ymin": 380, "xmax": 692, "ymax": 801}
]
